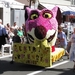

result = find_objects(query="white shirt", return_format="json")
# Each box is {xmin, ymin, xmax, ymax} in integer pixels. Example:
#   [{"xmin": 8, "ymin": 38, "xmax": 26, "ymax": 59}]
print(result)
[{"xmin": 12, "ymin": 25, "xmax": 18, "ymax": 30}]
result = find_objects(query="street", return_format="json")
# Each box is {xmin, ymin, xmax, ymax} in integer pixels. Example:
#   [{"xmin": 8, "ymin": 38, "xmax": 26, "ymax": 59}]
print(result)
[{"xmin": 0, "ymin": 56, "xmax": 75, "ymax": 75}]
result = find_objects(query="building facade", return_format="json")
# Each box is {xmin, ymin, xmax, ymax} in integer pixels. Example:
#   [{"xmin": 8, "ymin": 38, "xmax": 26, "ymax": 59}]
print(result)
[{"xmin": 0, "ymin": 0, "xmax": 25, "ymax": 27}]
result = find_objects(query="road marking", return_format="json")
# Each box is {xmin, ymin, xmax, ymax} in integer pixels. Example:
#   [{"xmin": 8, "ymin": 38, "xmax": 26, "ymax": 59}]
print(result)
[
  {"xmin": 27, "ymin": 70, "xmax": 44, "ymax": 75},
  {"xmin": 0, "ymin": 54, "xmax": 12, "ymax": 59},
  {"xmin": 27, "ymin": 60, "xmax": 69, "ymax": 75},
  {"xmin": 47, "ymin": 60, "xmax": 69, "ymax": 68}
]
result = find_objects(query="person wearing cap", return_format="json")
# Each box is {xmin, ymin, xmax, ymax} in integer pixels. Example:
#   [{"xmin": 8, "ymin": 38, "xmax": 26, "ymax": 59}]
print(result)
[{"xmin": 0, "ymin": 19, "xmax": 9, "ymax": 49}]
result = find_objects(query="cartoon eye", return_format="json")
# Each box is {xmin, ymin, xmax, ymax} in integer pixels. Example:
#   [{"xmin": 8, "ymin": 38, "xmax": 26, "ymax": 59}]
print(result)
[
  {"xmin": 43, "ymin": 13, "xmax": 52, "ymax": 18},
  {"xmin": 30, "ymin": 14, "xmax": 38, "ymax": 20}
]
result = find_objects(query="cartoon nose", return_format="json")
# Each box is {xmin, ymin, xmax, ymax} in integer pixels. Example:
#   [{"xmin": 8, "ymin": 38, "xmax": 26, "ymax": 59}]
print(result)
[{"xmin": 34, "ymin": 26, "xmax": 46, "ymax": 39}]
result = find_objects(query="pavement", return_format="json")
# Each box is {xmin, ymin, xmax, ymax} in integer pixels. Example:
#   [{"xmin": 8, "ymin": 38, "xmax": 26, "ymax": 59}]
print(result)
[{"xmin": 0, "ymin": 55, "xmax": 75, "ymax": 75}]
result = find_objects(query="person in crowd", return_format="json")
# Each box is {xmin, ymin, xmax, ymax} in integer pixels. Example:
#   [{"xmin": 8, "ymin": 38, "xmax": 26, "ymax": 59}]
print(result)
[
  {"xmin": 6, "ymin": 23, "xmax": 10, "ymax": 30},
  {"xmin": 8, "ymin": 27, "xmax": 14, "ymax": 44},
  {"xmin": 17, "ymin": 27, "xmax": 24, "ymax": 37},
  {"xmin": 55, "ymin": 26, "xmax": 69, "ymax": 57},
  {"xmin": 22, "ymin": 24, "xmax": 27, "ymax": 36},
  {"xmin": 10, "ymin": 29, "xmax": 21, "ymax": 64},
  {"xmin": 0, "ymin": 19, "xmax": 9, "ymax": 49},
  {"xmin": 69, "ymin": 27, "xmax": 75, "ymax": 71},
  {"xmin": 12, "ymin": 29, "xmax": 21, "ymax": 43},
  {"xmin": 17, "ymin": 27, "xmax": 24, "ymax": 43},
  {"xmin": 5, "ymin": 23, "xmax": 11, "ymax": 36},
  {"xmin": 12, "ymin": 22, "xmax": 18, "ymax": 31},
  {"xmin": 22, "ymin": 24, "xmax": 28, "ymax": 43}
]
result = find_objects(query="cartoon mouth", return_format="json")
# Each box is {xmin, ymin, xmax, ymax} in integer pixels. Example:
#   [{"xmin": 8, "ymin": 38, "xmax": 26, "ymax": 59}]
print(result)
[
  {"xmin": 47, "ymin": 32, "xmax": 56, "ymax": 42},
  {"xmin": 27, "ymin": 31, "xmax": 56, "ymax": 43},
  {"xmin": 27, "ymin": 34, "xmax": 34, "ymax": 43}
]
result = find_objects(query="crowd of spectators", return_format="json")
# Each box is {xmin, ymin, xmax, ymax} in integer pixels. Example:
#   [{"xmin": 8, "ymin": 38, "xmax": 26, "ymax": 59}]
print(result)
[
  {"xmin": 0, "ymin": 19, "xmax": 27, "ymax": 50},
  {"xmin": 5, "ymin": 22, "xmax": 26, "ymax": 44}
]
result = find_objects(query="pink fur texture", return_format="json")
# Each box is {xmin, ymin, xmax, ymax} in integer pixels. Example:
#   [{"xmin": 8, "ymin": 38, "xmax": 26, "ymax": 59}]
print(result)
[
  {"xmin": 26, "ymin": 7, "xmax": 58, "ymax": 32},
  {"xmin": 25, "ymin": 6, "xmax": 59, "ymax": 47}
]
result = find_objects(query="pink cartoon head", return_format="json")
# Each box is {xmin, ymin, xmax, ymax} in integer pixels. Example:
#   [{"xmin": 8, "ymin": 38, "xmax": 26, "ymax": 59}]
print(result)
[{"xmin": 25, "ymin": 6, "xmax": 61, "ymax": 46}]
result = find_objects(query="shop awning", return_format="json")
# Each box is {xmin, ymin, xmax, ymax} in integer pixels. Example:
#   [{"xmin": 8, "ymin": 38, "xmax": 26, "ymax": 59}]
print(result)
[
  {"xmin": 69, "ymin": 6, "xmax": 75, "ymax": 12},
  {"xmin": 0, "ymin": 0, "xmax": 25, "ymax": 9},
  {"xmin": 15, "ymin": 0, "xmax": 29, "ymax": 5},
  {"xmin": 40, "ymin": 3, "xmax": 74, "ymax": 12},
  {"xmin": 40, "ymin": 3, "xmax": 56, "ymax": 10},
  {"xmin": 56, "ymin": 5, "xmax": 73, "ymax": 12}
]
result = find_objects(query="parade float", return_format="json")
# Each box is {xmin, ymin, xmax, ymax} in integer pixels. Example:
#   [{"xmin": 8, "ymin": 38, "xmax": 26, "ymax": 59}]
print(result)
[{"xmin": 12, "ymin": 6, "xmax": 65, "ymax": 67}]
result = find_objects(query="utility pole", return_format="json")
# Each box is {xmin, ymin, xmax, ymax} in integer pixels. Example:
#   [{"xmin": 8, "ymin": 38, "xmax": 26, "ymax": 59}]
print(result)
[
  {"xmin": 29, "ymin": 0, "xmax": 39, "ymax": 9},
  {"xmin": 34, "ymin": 0, "xmax": 39, "ymax": 9},
  {"xmin": 29, "ymin": 0, "xmax": 32, "ymax": 8}
]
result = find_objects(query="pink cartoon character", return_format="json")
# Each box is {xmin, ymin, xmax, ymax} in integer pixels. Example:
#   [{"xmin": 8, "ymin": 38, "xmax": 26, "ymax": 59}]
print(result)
[{"xmin": 25, "ymin": 6, "xmax": 61, "ymax": 52}]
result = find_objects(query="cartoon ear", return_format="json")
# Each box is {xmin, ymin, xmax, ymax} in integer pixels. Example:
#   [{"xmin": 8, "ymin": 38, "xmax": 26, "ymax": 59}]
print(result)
[
  {"xmin": 25, "ymin": 9, "xmax": 28, "ymax": 21},
  {"xmin": 51, "ymin": 6, "xmax": 58, "ymax": 17},
  {"xmin": 26, "ymin": 7, "xmax": 31, "ymax": 14},
  {"xmin": 51, "ymin": 6, "xmax": 62, "ymax": 25},
  {"xmin": 25, "ymin": 7, "xmax": 31, "ymax": 21},
  {"xmin": 56, "ymin": 7, "xmax": 62, "ymax": 25}
]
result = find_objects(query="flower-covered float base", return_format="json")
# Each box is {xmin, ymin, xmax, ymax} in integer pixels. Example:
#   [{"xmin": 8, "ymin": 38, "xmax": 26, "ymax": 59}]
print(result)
[
  {"xmin": 13, "ymin": 43, "xmax": 65, "ymax": 67},
  {"xmin": 12, "ymin": 6, "xmax": 65, "ymax": 67}
]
